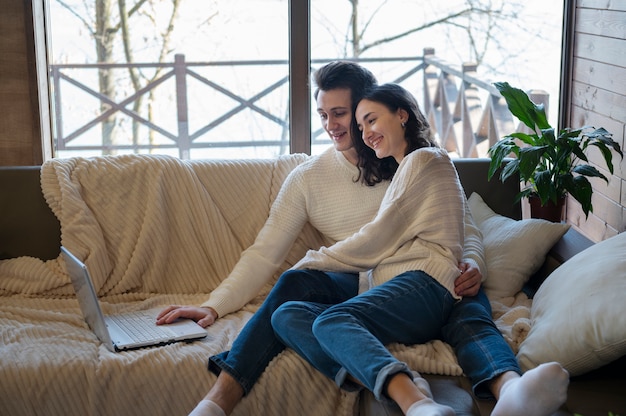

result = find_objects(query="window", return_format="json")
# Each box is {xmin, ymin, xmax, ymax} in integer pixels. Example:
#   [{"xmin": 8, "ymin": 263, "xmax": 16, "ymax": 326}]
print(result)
[
  {"xmin": 45, "ymin": 0, "xmax": 564, "ymax": 160},
  {"xmin": 48, "ymin": 0, "xmax": 292, "ymax": 159}
]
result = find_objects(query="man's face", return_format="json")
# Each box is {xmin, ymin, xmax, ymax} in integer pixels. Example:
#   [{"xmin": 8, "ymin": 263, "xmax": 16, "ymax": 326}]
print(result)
[{"xmin": 316, "ymin": 88, "xmax": 354, "ymax": 154}]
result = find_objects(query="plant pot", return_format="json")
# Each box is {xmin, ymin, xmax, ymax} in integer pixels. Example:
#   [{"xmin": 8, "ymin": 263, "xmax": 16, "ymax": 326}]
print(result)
[{"xmin": 529, "ymin": 195, "xmax": 566, "ymax": 222}]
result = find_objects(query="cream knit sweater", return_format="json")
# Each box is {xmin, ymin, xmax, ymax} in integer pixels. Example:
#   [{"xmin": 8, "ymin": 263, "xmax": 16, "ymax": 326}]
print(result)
[
  {"xmin": 293, "ymin": 147, "xmax": 467, "ymax": 298},
  {"xmin": 202, "ymin": 147, "xmax": 389, "ymax": 317},
  {"xmin": 203, "ymin": 147, "xmax": 484, "ymax": 317}
]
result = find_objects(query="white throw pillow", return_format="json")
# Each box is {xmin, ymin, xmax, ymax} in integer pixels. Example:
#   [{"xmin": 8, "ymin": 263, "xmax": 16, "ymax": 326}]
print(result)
[
  {"xmin": 517, "ymin": 231, "xmax": 626, "ymax": 376},
  {"xmin": 467, "ymin": 192, "xmax": 570, "ymax": 300}
]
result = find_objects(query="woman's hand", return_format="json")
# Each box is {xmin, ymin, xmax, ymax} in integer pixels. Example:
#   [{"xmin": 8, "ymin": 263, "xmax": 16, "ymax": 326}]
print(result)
[
  {"xmin": 156, "ymin": 305, "xmax": 218, "ymax": 328},
  {"xmin": 454, "ymin": 262, "xmax": 482, "ymax": 297}
]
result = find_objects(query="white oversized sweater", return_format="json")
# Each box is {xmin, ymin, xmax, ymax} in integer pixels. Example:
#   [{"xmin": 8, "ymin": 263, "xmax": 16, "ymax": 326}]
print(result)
[
  {"xmin": 203, "ymin": 147, "xmax": 485, "ymax": 317},
  {"xmin": 293, "ymin": 147, "xmax": 467, "ymax": 298}
]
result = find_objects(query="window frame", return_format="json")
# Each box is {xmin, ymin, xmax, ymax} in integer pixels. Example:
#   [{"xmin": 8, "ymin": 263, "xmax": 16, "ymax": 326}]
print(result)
[
  {"xmin": 33, "ymin": 0, "xmax": 313, "ymax": 160},
  {"xmin": 289, "ymin": 0, "xmax": 311, "ymax": 155},
  {"xmin": 29, "ymin": 0, "xmax": 574, "ymax": 161},
  {"xmin": 29, "ymin": 0, "xmax": 54, "ymax": 162}
]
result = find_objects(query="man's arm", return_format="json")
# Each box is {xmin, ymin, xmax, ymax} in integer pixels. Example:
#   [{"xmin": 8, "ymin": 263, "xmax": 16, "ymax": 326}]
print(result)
[{"xmin": 157, "ymin": 168, "xmax": 309, "ymax": 326}]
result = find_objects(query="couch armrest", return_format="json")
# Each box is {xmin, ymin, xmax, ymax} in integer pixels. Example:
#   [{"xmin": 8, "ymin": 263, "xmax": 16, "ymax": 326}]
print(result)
[{"xmin": 0, "ymin": 166, "xmax": 60, "ymax": 260}]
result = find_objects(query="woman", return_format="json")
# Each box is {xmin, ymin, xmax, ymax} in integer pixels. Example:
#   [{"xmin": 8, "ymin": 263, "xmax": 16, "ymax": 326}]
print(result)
[{"xmin": 271, "ymin": 83, "xmax": 465, "ymax": 416}]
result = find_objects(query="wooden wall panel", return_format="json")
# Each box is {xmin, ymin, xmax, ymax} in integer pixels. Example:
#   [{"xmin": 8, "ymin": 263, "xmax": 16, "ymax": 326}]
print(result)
[
  {"xmin": 567, "ymin": 1, "xmax": 626, "ymax": 241},
  {"xmin": 573, "ymin": 58, "xmax": 626, "ymax": 97},
  {"xmin": 0, "ymin": 0, "xmax": 41, "ymax": 166},
  {"xmin": 576, "ymin": 8, "xmax": 626, "ymax": 38},
  {"xmin": 574, "ymin": 33, "xmax": 626, "ymax": 69},
  {"xmin": 578, "ymin": 0, "xmax": 626, "ymax": 12},
  {"xmin": 571, "ymin": 81, "xmax": 626, "ymax": 133}
]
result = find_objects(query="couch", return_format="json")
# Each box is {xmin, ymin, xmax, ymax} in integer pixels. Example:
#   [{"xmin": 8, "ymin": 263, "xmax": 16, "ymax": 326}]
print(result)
[{"xmin": 1, "ymin": 154, "xmax": 624, "ymax": 416}]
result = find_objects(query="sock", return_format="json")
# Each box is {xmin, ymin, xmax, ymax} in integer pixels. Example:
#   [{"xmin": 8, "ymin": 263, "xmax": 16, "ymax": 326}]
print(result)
[
  {"xmin": 188, "ymin": 399, "xmax": 227, "ymax": 416},
  {"xmin": 406, "ymin": 398, "xmax": 455, "ymax": 416},
  {"xmin": 492, "ymin": 362, "xmax": 569, "ymax": 416},
  {"xmin": 411, "ymin": 371, "xmax": 433, "ymax": 399}
]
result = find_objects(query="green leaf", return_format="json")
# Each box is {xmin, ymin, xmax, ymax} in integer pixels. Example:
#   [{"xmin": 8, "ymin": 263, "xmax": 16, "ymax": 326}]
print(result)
[
  {"xmin": 573, "ymin": 164, "xmax": 608, "ymax": 182},
  {"xmin": 570, "ymin": 142, "xmax": 588, "ymax": 162},
  {"xmin": 508, "ymin": 132, "xmax": 537, "ymax": 146},
  {"xmin": 494, "ymin": 81, "xmax": 551, "ymax": 130},
  {"xmin": 518, "ymin": 146, "xmax": 546, "ymax": 180},
  {"xmin": 540, "ymin": 128, "xmax": 556, "ymax": 146},
  {"xmin": 586, "ymin": 127, "xmax": 612, "ymax": 142},
  {"xmin": 517, "ymin": 188, "xmax": 534, "ymax": 202},
  {"xmin": 534, "ymin": 169, "xmax": 555, "ymax": 204},
  {"xmin": 488, "ymin": 139, "xmax": 519, "ymax": 179},
  {"xmin": 558, "ymin": 127, "xmax": 584, "ymax": 140},
  {"xmin": 499, "ymin": 159, "xmax": 520, "ymax": 182},
  {"xmin": 568, "ymin": 176, "xmax": 593, "ymax": 218},
  {"xmin": 590, "ymin": 142, "xmax": 617, "ymax": 174}
]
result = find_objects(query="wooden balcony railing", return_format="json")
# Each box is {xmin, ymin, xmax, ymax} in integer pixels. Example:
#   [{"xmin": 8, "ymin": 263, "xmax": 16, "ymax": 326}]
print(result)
[
  {"xmin": 421, "ymin": 47, "xmax": 549, "ymax": 158},
  {"xmin": 49, "ymin": 49, "xmax": 548, "ymax": 159}
]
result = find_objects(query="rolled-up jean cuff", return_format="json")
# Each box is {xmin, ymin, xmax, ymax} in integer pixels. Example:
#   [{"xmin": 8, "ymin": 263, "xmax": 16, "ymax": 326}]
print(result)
[
  {"xmin": 474, "ymin": 366, "xmax": 522, "ymax": 399},
  {"xmin": 373, "ymin": 362, "xmax": 413, "ymax": 402},
  {"xmin": 334, "ymin": 367, "xmax": 363, "ymax": 393},
  {"xmin": 335, "ymin": 367, "xmax": 349, "ymax": 389},
  {"xmin": 208, "ymin": 355, "xmax": 252, "ymax": 396}
]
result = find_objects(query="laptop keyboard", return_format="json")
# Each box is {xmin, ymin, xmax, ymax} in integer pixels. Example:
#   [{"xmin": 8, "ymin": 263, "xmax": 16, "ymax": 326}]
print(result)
[{"xmin": 109, "ymin": 311, "xmax": 173, "ymax": 342}]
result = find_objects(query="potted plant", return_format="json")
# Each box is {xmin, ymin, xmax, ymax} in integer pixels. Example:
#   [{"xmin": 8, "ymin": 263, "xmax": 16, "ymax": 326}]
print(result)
[{"xmin": 488, "ymin": 81, "xmax": 623, "ymax": 221}]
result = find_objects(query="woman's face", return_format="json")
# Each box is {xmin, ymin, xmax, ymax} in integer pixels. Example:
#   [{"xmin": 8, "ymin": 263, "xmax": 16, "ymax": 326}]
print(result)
[
  {"xmin": 316, "ymin": 88, "xmax": 358, "ymax": 165},
  {"xmin": 355, "ymin": 99, "xmax": 408, "ymax": 163}
]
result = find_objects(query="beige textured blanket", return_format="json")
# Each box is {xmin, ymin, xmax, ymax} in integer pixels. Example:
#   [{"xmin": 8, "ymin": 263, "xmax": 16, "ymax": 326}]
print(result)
[{"xmin": 0, "ymin": 154, "xmax": 531, "ymax": 416}]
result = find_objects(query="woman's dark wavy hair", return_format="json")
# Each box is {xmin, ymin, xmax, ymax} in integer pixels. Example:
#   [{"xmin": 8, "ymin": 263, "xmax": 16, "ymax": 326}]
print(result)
[
  {"xmin": 358, "ymin": 83, "xmax": 437, "ymax": 164},
  {"xmin": 314, "ymin": 61, "xmax": 396, "ymax": 186}
]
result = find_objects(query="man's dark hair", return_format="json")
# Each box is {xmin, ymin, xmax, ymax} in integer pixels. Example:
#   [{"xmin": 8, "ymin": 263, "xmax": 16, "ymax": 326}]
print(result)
[{"xmin": 313, "ymin": 61, "xmax": 396, "ymax": 185}]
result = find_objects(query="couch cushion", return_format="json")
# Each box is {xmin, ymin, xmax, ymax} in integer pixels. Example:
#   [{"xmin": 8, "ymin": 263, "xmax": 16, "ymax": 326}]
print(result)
[
  {"xmin": 517, "ymin": 231, "xmax": 626, "ymax": 376},
  {"xmin": 467, "ymin": 192, "xmax": 570, "ymax": 300},
  {"xmin": 33, "ymin": 154, "xmax": 312, "ymax": 296}
]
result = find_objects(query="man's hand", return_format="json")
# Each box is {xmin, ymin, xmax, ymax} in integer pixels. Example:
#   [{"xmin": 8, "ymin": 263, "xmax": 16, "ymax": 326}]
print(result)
[
  {"xmin": 156, "ymin": 305, "xmax": 218, "ymax": 328},
  {"xmin": 455, "ymin": 262, "xmax": 482, "ymax": 297}
]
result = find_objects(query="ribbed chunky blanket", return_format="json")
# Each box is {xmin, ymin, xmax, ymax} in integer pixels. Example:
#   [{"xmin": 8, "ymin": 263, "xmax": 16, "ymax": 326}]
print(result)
[{"xmin": 0, "ymin": 154, "xmax": 530, "ymax": 416}]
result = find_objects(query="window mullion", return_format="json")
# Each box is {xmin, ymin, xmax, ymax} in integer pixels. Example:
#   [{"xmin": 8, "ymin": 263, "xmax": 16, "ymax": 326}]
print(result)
[{"xmin": 288, "ymin": 0, "xmax": 311, "ymax": 155}]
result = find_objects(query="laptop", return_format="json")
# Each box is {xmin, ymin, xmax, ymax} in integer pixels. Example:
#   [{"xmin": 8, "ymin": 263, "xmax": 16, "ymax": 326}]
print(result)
[{"xmin": 62, "ymin": 246, "xmax": 207, "ymax": 352}]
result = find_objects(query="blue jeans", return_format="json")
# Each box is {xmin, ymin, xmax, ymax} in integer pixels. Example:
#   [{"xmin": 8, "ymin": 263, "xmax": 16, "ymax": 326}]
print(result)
[
  {"xmin": 441, "ymin": 288, "xmax": 521, "ymax": 398},
  {"xmin": 208, "ymin": 269, "xmax": 359, "ymax": 395},
  {"xmin": 271, "ymin": 270, "xmax": 456, "ymax": 401}
]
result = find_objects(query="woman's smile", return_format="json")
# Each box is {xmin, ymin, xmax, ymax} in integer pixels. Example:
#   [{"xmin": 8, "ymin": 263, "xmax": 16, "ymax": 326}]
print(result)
[{"xmin": 367, "ymin": 135, "xmax": 383, "ymax": 150}]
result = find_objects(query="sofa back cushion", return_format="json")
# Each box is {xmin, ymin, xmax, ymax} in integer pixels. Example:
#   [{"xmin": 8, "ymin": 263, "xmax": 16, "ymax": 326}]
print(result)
[{"xmin": 34, "ymin": 154, "xmax": 316, "ymax": 296}]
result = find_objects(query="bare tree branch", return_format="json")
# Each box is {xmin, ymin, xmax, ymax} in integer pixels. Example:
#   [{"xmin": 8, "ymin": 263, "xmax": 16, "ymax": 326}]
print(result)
[
  {"xmin": 356, "ymin": 0, "xmax": 388, "ymax": 55},
  {"xmin": 55, "ymin": 0, "xmax": 96, "ymax": 36},
  {"xmin": 358, "ymin": 8, "xmax": 475, "ymax": 55}
]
